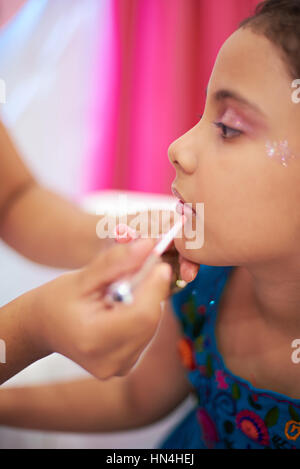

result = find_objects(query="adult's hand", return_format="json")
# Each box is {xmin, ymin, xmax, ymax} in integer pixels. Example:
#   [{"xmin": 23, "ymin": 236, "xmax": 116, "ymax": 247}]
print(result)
[
  {"xmin": 114, "ymin": 210, "xmax": 199, "ymax": 285},
  {"xmin": 0, "ymin": 239, "xmax": 172, "ymax": 383}
]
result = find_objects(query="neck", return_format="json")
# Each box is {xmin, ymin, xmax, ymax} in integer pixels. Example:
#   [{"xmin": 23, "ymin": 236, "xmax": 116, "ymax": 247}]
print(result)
[{"xmin": 245, "ymin": 257, "xmax": 300, "ymax": 334}]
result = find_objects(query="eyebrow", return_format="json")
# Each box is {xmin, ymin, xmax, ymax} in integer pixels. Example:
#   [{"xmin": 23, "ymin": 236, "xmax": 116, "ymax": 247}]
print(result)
[{"xmin": 208, "ymin": 88, "xmax": 265, "ymax": 117}]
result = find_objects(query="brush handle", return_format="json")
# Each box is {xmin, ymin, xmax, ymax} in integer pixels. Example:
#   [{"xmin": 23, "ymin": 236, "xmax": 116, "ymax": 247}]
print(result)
[
  {"xmin": 104, "ymin": 254, "xmax": 160, "ymax": 305},
  {"xmin": 104, "ymin": 214, "xmax": 186, "ymax": 306}
]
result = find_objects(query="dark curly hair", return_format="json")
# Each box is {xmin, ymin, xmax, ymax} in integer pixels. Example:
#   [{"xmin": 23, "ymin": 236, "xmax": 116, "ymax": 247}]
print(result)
[{"xmin": 240, "ymin": 0, "xmax": 300, "ymax": 79}]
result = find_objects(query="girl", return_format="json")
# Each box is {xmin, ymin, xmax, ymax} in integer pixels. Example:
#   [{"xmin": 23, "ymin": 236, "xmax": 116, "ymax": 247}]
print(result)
[{"xmin": 1, "ymin": 0, "xmax": 300, "ymax": 449}]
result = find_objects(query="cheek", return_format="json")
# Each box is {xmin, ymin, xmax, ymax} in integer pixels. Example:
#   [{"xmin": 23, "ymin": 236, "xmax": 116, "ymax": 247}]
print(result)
[
  {"xmin": 201, "ymin": 173, "xmax": 290, "ymax": 256},
  {"xmin": 176, "ymin": 142, "xmax": 300, "ymax": 265},
  {"xmin": 208, "ymin": 165, "xmax": 299, "ymax": 260}
]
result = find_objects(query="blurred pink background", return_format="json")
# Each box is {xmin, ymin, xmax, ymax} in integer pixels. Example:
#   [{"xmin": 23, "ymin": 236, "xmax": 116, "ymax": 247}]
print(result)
[
  {"xmin": 0, "ymin": 0, "xmax": 27, "ymax": 27},
  {"xmin": 0, "ymin": 0, "xmax": 259, "ymax": 196},
  {"xmin": 88, "ymin": 0, "xmax": 260, "ymax": 195}
]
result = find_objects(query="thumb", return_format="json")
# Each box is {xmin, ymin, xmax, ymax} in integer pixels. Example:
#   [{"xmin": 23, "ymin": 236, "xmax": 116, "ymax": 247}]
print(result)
[
  {"xmin": 81, "ymin": 238, "xmax": 156, "ymax": 292},
  {"xmin": 132, "ymin": 261, "xmax": 173, "ymax": 310}
]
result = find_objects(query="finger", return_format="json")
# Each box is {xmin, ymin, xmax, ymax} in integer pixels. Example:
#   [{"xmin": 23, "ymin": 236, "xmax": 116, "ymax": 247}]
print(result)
[
  {"xmin": 82, "ymin": 238, "xmax": 157, "ymax": 291},
  {"xmin": 114, "ymin": 224, "xmax": 139, "ymax": 244},
  {"xmin": 180, "ymin": 259, "xmax": 199, "ymax": 283},
  {"xmin": 129, "ymin": 262, "xmax": 172, "ymax": 317},
  {"xmin": 105, "ymin": 262, "xmax": 172, "ymax": 349},
  {"xmin": 147, "ymin": 209, "xmax": 179, "ymax": 238},
  {"xmin": 89, "ymin": 264, "xmax": 172, "ymax": 374}
]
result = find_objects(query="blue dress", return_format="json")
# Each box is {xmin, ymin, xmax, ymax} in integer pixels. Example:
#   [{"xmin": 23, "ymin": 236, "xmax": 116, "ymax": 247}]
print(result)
[{"xmin": 160, "ymin": 265, "xmax": 300, "ymax": 449}]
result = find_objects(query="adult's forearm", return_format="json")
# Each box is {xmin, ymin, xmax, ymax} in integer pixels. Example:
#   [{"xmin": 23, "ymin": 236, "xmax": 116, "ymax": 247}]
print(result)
[
  {"xmin": 0, "ymin": 119, "xmax": 106, "ymax": 268},
  {"xmin": 0, "ymin": 377, "xmax": 144, "ymax": 433},
  {"xmin": 0, "ymin": 295, "xmax": 47, "ymax": 385},
  {"xmin": 0, "ymin": 183, "xmax": 176, "ymax": 270},
  {"xmin": 0, "ymin": 184, "xmax": 106, "ymax": 269}
]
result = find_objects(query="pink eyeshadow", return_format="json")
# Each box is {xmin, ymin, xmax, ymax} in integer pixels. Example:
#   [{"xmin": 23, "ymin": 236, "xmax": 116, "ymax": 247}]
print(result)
[{"xmin": 222, "ymin": 108, "xmax": 254, "ymax": 134}]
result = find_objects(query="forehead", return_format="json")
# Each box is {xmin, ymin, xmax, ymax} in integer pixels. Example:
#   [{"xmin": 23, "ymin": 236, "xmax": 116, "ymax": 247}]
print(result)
[{"xmin": 207, "ymin": 28, "xmax": 293, "ymax": 120}]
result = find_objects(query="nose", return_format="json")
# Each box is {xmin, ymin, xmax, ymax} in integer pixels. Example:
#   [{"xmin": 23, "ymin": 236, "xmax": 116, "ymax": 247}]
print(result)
[{"xmin": 168, "ymin": 131, "xmax": 198, "ymax": 175}]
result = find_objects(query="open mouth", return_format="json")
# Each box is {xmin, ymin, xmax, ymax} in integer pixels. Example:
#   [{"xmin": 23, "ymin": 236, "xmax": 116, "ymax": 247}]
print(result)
[
  {"xmin": 171, "ymin": 186, "xmax": 196, "ymax": 217},
  {"xmin": 175, "ymin": 199, "xmax": 195, "ymax": 217}
]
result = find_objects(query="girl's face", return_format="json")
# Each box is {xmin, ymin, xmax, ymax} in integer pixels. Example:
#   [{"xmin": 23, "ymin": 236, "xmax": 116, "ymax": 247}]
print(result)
[{"xmin": 170, "ymin": 28, "xmax": 300, "ymax": 268}]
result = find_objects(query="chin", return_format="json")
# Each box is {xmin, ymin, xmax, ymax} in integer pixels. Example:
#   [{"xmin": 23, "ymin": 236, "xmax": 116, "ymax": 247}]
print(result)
[{"xmin": 174, "ymin": 236, "xmax": 201, "ymax": 263}]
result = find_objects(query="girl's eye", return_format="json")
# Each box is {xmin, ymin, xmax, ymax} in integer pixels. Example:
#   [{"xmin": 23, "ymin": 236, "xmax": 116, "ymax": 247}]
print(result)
[{"xmin": 214, "ymin": 122, "xmax": 242, "ymax": 140}]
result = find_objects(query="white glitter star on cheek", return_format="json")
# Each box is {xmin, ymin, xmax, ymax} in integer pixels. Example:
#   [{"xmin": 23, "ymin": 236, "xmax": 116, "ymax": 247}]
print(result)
[
  {"xmin": 265, "ymin": 140, "xmax": 296, "ymax": 167},
  {"xmin": 265, "ymin": 141, "xmax": 276, "ymax": 157}
]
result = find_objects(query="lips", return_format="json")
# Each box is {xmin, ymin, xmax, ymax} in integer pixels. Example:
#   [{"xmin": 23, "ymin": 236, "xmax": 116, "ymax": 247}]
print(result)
[
  {"xmin": 171, "ymin": 186, "xmax": 196, "ymax": 217},
  {"xmin": 171, "ymin": 186, "xmax": 185, "ymax": 203}
]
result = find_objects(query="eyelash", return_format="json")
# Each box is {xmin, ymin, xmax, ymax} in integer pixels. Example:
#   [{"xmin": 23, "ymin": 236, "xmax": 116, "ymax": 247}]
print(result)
[
  {"xmin": 196, "ymin": 113, "xmax": 243, "ymax": 140},
  {"xmin": 213, "ymin": 122, "xmax": 242, "ymax": 140}
]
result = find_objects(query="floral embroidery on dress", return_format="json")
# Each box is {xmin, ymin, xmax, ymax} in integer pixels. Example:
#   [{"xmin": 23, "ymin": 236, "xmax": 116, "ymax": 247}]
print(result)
[
  {"xmin": 215, "ymin": 370, "xmax": 229, "ymax": 390},
  {"xmin": 194, "ymin": 335, "xmax": 204, "ymax": 353},
  {"xmin": 231, "ymin": 382, "xmax": 241, "ymax": 400},
  {"xmin": 177, "ymin": 337, "xmax": 196, "ymax": 370},
  {"xmin": 236, "ymin": 410, "xmax": 270, "ymax": 446},
  {"xmin": 198, "ymin": 365, "xmax": 207, "ymax": 376},
  {"xmin": 285, "ymin": 421, "xmax": 300, "ymax": 441},
  {"xmin": 193, "ymin": 374, "xmax": 212, "ymax": 406},
  {"xmin": 198, "ymin": 305, "xmax": 206, "ymax": 315},
  {"xmin": 213, "ymin": 391, "xmax": 237, "ymax": 417},
  {"xmin": 165, "ymin": 265, "xmax": 300, "ymax": 449},
  {"xmin": 197, "ymin": 408, "xmax": 219, "ymax": 449}
]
